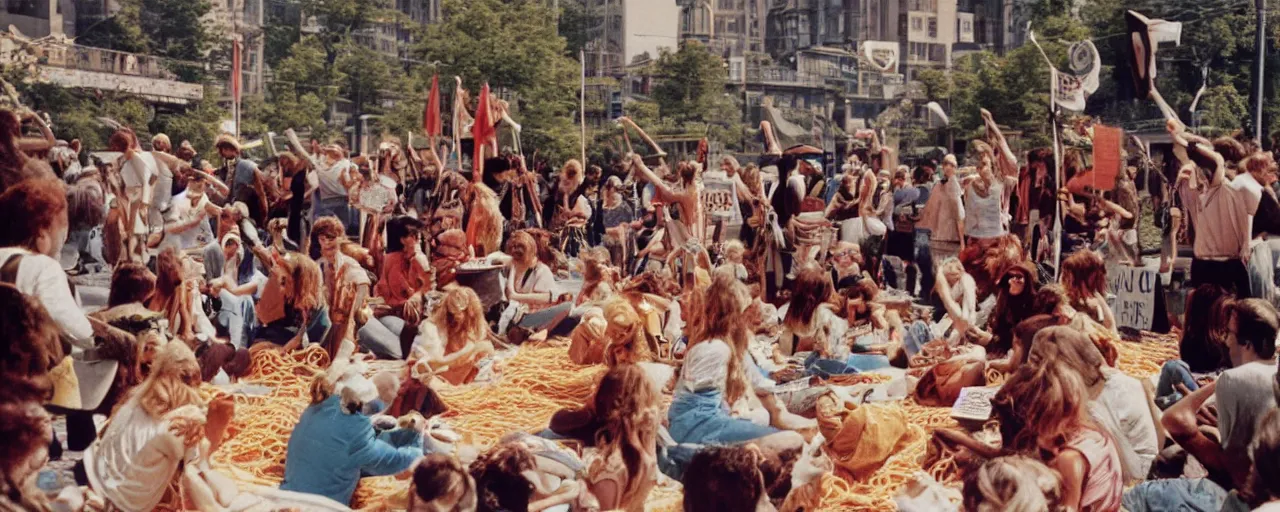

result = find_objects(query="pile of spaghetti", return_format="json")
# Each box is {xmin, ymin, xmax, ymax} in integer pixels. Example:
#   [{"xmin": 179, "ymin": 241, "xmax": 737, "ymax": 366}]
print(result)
[{"xmin": 198, "ymin": 332, "xmax": 1179, "ymax": 512}]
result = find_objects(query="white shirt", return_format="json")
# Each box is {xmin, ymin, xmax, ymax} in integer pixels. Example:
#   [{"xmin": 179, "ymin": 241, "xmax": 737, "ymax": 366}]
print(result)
[
  {"xmin": 678, "ymin": 339, "xmax": 774, "ymax": 396},
  {"xmin": 1088, "ymin": 369, "xmax": 1159, "ymax": 482},
  {"xmin": 0, "ymin": 247, "xmax": 93, "ymax": 348},
  {"xmin": 85, "ymin": 397, "xmax": 203, "ymax": 512},
  {"xmin": 161, "ymin": 191, "xmax": 216, "ymax": 251},
  {"xmin": 316, "ymin": 159, "xmax": 353, "ymax": 199}
]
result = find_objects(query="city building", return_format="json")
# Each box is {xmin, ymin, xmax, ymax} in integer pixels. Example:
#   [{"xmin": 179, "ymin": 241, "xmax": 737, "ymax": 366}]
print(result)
[
  {"xmin": 208, "ymin": 0, "xmax": 266, "ymax": 97},
  {"xmin": 2, "ymin": 0, "xmax": 77, "ymax": 39},
  {"xmin": 678, "ymin": 0, "xmax": 768, "ymax": 57},
  {"xmin": 352, "ymin": 0, "xmax": 441, "ymax": 62},
  {"xmin": 585, "ymin": 0, "xmax": 680, "ymax": 78}
]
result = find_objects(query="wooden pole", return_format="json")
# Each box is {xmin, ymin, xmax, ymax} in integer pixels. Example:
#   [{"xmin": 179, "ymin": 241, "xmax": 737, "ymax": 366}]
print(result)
[{"xmin": 581, "ymin": 49, "xmax": 587, "ymax": 165}]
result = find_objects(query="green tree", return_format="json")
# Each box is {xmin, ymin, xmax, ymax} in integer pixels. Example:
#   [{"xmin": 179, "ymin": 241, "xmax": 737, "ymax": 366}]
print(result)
[
  {"xmin": 413, "ymin": 0, "xmax": 583, "ymax": 163},
  {"xmin": 651, "ymin": 41, "xmax": 730, "ymax": 123},
  {"xmin": 76, "ymin": 0, "xmax": 214, "ymax": 80},
  {"xmin": 558, "ymin": 0, "xmax": 599, "ymax": 58},
  {"xmin": 298, "ymin": 0, "xmax": 395, "ymax": 65},
  {"xmin": 154, "ymin": 87, "xmax": 228, "ymax": 151}
]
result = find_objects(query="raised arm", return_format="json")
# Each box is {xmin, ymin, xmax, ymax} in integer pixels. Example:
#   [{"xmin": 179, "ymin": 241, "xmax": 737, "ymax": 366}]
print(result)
[
  {"xmin": 628, "ymin": 154, "xmax": 679, "ymax": 203},
  {"xmin": 18, "ymin": 111, "xmax": 55, "ymax": 153},
  {"xmin": 981, "ymin": 109, "xmax": 1018, "ymax": 178},
  {"xmin": 760, "ymin": 120, "xmax": 782, "ymax": 156}
]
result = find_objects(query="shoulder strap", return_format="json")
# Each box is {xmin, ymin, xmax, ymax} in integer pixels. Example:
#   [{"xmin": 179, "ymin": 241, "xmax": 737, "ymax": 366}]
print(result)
[{"xmin": 0, "ymin": 254, "xmax": 23, "ymax": 285}]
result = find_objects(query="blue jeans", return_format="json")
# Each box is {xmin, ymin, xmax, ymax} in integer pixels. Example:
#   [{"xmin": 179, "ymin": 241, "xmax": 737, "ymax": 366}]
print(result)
[
  {"xmin": 312, "ymin": 195, "xmax": 357, "ymax": 237},
  {"xmin": 804, "ymin": 352, "xmax": 892, "ymax": 378},
  {"xmin": 1156, "ymin": 360, "xmax": 1199, "ymax": 409},
  {"xmin": 218, "ymin": 290, "xmax": 257, "ymax": 349},
  {"xmin": 1122, "ymin": 478, "xmax": 1243, "ymax": 512},
  {"xmin": 903, "ymin": 320, "xmax": 933, "ymax": 356},
  {"xmin": 518, "ymin": 302, "xmax": 575, "ymax": 335},
  {"xmin": 358, "ymin": 316, "xmax": 408, "ymax": 360},
  {"xmin": 667, "ymin": 389, "xmax": 778, "ymax": 445}
]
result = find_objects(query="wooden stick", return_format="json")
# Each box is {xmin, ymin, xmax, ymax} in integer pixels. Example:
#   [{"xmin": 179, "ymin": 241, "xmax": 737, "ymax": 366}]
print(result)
[{"xmin": 618, "ymin": 117, "xmax": 667, "ymax": 159}]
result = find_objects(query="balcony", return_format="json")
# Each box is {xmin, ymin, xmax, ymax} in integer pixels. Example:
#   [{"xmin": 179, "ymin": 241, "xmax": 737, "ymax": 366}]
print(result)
[
  {"xmin": 745, "ymin": 65, "xmax": 828, "ymax": 88},
  {"xmin": 1, "ymin": 35, "xmax": 204, "ymax": 104}
]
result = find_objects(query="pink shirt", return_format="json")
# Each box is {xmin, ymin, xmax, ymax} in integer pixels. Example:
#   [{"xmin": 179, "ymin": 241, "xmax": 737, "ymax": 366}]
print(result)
[
  {"xmin": 1065, "ymin": 428, "xmax": 1124, "ymax": 512},
  {"xmin": 1179, "ymin": 178, "xmax": 1259, "ymax": 260}
]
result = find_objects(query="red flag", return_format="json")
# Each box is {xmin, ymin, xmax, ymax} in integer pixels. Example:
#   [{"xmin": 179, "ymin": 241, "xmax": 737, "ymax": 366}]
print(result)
[
  {"xmin": 471, "ymin": 83, "xmax": 496, "ymax": 183},
  {"xmin": 231, "ymin": 40, "xmax": 242, "ymax": 104},
  {"xmin": 424, "ymin": 75, "xmax": 441, "ymax": 138}
]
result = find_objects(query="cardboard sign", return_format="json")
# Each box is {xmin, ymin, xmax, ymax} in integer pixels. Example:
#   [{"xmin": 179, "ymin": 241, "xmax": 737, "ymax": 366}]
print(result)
[
  {"xmin": 1106, "ymin": 260, "xmax": 1161, "ymax": 331},
  {"xmin": 701, "ymin": 176, "xmax": 742, "ymax": 225},
  {"xmin": 1092, "ymin": 124, "xmax": 1123, "ymax": 191}
]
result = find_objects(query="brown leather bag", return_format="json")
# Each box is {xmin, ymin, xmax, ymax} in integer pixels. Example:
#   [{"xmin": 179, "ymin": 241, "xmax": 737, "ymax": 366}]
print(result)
[{"xmin": 913, "ymin": 358, "xmax": 986, "ymax": 407}]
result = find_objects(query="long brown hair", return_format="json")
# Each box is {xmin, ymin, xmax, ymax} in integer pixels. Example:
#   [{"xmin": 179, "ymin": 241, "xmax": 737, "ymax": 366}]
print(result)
[
  {"xmin": 592, "ymin": 364, "xmax": 659, "ymax": 505},
  {"xmin": 784, "ymin": 264, "xmax": 833, "ymax": 330},
  {"xmin": 278, "ymin": 253, "xmax": 325, "ymax": 313},
  {"xmin": 691, "ymin": 271, "xmax": 752, "ymax": 405},
  {"xmin": 1061, "ymin": 250, "xmax": 1106, "ymax": 306},
  {"xmin": 995, "ymin": 344, "xmax": 1098, "ymax": 454}
]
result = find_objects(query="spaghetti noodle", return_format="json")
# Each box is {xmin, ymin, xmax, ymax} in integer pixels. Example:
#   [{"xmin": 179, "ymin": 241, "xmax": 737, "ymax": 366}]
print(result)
[{"xmin": 194, "ymin": 333, "xmax": 1179, "ymax": 511}]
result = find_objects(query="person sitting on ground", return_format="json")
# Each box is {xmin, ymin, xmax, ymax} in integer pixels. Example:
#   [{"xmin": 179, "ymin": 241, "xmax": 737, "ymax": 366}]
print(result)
[
  {"xmin": 970, "ymin": 261, "xmax": 1038, "ymax": 360},
  {"xmin": 1156, "ymin": 284, "xmax": 1234, "ymax": 408},
  {"xmin": 667, "ymin": 271, "xmax": 804, "ymax": 451},
  {"xmin": 149, "ymin": 247, "xmax": 215, "ymax": 345},
  {"xmin": 961, "ymin": 455, "xmax": 1064, "ymax": 512},
  {"xmin": 407, "ymin": 286, "xmax": 496, "ymax": 386},
  {"xmin": 992, "ymin": 284, "xmax": 1116, "ymax": 375},
  {"xmin": 256, "ymin": 252, "xmax": 332, "ymax": 353},
  {"xmin": 576, "ymin": 247, "xmax": 617, "ymax": 308},
  {"xmin": 208, "ymin": 231, "xmax": 269, "ymax": 350},
  {"xmin": 835, "ymin": 278, "xmax": 904, "ymax": 370},
  {"xmin": 359, "ymin": 216, "xmax": 432, "ymax": 360},
  {"xmin": 680, "ymin": 446, "xmax": 775, "ymax": 512},
  {"xmin": 579, "ymin": 364, "xmax": 661, "ymax": 512},
  {"xmin": 91, "ymin": 262, "xmax": 165, "ymax": 404},
  {"xmin": 778, "ymin": 264, "xmax": 843, "ymax": 358},
  {"xmin": 1026, "ymin": 327, "xmax": 1160, "ymax": 483},
  {"xmin": 500, "ymin": 229, "xmax": 573, "ymax": 341},
  {"xmin": 470, "ymin": 441, "xmax": 594, "ymax": 512},
  {"xmin": 1061, "ymin": 250, "xmax": 1117, "ymax": 333},
  {"xmin": 936, "ymin": 332, "xmax": 1124, "ymax": 512},
  {"xmin": 932, "ymin": 257, "xmax": 977, "ymax": 339},
  {"xmin": 1161, "ymin": 298, "xmax": 1279, "ymax": 492},
  {"xmin": 0, "ymin": 369, "xmax": 56, "ymax": 511},
  {"xmin": 83, "ymin": 342, "xmax": 240, "ymax": 512},
  {"xmin": 408, "ymin": 454, "xmax": 477, "ymax": 512},
  {"xmin": 313, "ymin": 215, "xmax": 372, "ymax": 358},
  {"xmin": 280, "ymin": 373, "xmax": 424, "ymax": 506},
  {"xmin": 1245, "ymin": 409, "xmax": 1280, "ymax": 511}
]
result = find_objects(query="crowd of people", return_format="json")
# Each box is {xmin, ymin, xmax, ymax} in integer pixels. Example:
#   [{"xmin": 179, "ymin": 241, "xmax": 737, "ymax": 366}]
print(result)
[{"xmin": 0, "ymin": 93, "xmax": 1276, "ymax": 512}]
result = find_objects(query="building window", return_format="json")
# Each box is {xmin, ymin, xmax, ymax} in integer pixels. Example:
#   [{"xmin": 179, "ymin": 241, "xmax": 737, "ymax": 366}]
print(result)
[
  {"xmin": 912, "ymin": 17, "xmax": 922, "ymax": 31},
  {"xmin": 928, "ymin": 18, "xmax": 937, "ymax": 38}
]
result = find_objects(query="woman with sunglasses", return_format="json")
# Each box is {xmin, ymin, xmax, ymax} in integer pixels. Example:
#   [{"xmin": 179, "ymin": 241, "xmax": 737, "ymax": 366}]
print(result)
[{"xmin": 970, "ymin": 261, "xmax": 1039, "ymax": 359}]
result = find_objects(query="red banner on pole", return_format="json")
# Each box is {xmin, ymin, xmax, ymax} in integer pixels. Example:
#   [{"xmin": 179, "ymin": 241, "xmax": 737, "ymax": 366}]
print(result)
[
  {"xmin": 471, "ymin": 83, "xmax": 496, "ymax": 183},
  {"xmin": 424, "ymin": 75, "xmax": 441, "ymax": 138}
]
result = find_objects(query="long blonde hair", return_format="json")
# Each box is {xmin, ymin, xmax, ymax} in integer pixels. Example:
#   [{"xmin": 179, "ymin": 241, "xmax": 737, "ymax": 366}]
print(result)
[
  {"xmin": 603, "ymin": 299, "xmax": 651, "ymax": 367},
  {"xmin": 135, "ymin": 342, "xmax": 203, "ymax": 419},
  {"xmin": 691, "ymin": 271, "xmax": 752, "ymax": 405},
  {"xmin": 433, "ymin": 286, "xmax": 487, "ymax": 352},
  {"xmin": 963, "ymin": 455, "xmax": 1064, "ymax": 512},
  {"xmin": 467, "ymin": 182, "xmax": 503, "ymax": 255}
]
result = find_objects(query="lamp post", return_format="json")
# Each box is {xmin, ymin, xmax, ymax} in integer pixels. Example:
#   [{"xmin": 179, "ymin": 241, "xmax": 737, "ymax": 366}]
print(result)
[{"xmin": 1255, "ymin": 0, "xmax": 1266, "ymax": 142}]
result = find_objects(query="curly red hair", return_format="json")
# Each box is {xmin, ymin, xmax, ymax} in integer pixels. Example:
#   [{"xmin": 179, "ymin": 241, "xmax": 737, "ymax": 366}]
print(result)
[{"xmin": 0, "ymin": 178, "xmax": 67, "ymax": 250}]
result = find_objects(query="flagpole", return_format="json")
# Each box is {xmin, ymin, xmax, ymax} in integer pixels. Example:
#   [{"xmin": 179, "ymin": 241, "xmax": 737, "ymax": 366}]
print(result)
[{"xmin": 580, "ymin": 49, "xmax": 587, "ymax": 165}]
